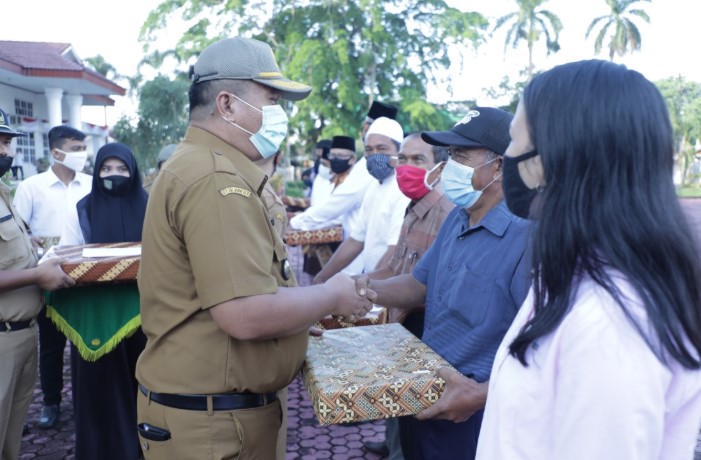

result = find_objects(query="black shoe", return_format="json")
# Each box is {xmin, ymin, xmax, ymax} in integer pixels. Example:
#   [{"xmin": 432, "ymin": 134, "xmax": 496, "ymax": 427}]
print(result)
[
  {"xmin": 22, "ymin": 424, "xmax": 29, "ymax": 436},
  {"xmin": 37, "ymin": 404, "xmax": 60, "ymax": 429},
  {"xmin": 363, "ymin": 440, "xmax": 389, "ymax": 456}
]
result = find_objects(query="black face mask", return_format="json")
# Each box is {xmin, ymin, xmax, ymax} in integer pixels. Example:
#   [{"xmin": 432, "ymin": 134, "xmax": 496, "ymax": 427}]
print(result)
[
  {"xmin": 330, "ymin": 157, "xmax": 353, "ymax": 174},
  {"xmin": 502, "ymin": 149, "xmax": 540, "ymax": 219},
  {"xmin": 0, "ymin": 155, "xmax": 13, "ymax": 178},
  {"xmin": 100, "ymin": 175, "xmax": 131, "ymax": 196}
]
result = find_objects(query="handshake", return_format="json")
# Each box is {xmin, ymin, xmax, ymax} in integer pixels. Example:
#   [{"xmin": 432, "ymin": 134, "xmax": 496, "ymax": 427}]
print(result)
[{"xmin": 322, "ymin": 273, "xmax": 376, "ymax": 323}]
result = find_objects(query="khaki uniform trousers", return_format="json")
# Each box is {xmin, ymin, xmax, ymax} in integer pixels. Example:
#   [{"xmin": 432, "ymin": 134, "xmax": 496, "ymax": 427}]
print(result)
[
  {"xmin": 137, "ymin": 390, "xmax": 283, "ymax": 460},
  {"xmin": 275, "ymin": 387, "xmax": 288, "ymax": 460},
  {"xmin": 0, "ymin": 327, "xmax": 38, "ymax": 460}
]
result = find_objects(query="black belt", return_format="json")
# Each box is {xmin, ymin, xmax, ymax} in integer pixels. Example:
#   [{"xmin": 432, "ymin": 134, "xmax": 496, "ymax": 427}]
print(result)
[
  {"xmin": 0, "ymin": 320, "xmax": 32, "ymax": 332},
  {"xmin": 139, "ymin": 384, "xmax": 277, "ymax": 411}
]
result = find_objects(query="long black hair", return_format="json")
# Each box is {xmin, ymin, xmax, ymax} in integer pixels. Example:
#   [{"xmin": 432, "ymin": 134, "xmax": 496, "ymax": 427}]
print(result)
[{"xmin": 509, "ymin": 60, "xmax": 701, "ymax": 369}]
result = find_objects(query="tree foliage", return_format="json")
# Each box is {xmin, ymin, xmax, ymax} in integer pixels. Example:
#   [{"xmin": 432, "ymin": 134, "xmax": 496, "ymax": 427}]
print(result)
[
  {"xmin": 585, "ymin": 0, "xmax": 650, "ymax": 61},
  {"xmin": 137, "ymin": 0, "xmax": 488, "ymax": 157},
  {"xmin": 655, "ymin": 76, "xmax": 701, "ymax": 185},
  {"xmin": 111, "ymin": 75, "xmax": 189, "ymax": 173},
  {"xmin": 493, "ymin": 0, "xmax": 562, "ymax": 79}
]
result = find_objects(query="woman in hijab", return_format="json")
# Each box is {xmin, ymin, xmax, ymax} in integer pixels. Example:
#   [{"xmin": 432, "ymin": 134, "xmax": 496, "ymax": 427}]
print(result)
[{"xmin": 60, "ymin": 142, "xmax": 148, "ymax": 460}]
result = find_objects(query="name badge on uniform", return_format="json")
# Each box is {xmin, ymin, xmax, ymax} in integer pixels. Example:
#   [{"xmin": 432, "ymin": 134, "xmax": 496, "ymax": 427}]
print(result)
[{"xmin": 281, "ymin": 259, "xmax": 291, "ymax": 280}]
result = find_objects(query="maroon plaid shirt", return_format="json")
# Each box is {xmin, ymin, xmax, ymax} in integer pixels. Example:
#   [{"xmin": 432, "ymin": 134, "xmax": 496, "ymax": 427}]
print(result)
[{"xmin": 386, "ymin": 188, "xmax": 454, "ymax": 322}]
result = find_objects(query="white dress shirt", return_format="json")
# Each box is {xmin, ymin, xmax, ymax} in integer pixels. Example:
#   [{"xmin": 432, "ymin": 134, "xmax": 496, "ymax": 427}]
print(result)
[
  {"xmin": 12, "ymin": 168, "xmax": 92, "ymax": 238},
  {"xmin": 290, "ymin": 157, "xmax": 373, "ymax": 232},
  {"xmin": 350, "ymin": 171, "xmax": 410, "ymax": 272},
  {"xmin": 290, "ymin": 157, "xmax": 374, "ymax": 275},
  {"xmin": 59, "ymin": 202, "xmax": 85, "ymax": 246},
  {"xmin": 477, "ymin": 274, "xmax": 701, "ymax": 460}
]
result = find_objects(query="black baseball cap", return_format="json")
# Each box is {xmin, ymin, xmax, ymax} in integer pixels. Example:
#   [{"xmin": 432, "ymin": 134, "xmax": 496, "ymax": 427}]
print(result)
[
  {"xmin": 0, "ymin": 109, "xmax": 26, "ymax": 137},
  {"xmin": 422, "ymin": 107, "xmax": 513, "ymax": 155}
]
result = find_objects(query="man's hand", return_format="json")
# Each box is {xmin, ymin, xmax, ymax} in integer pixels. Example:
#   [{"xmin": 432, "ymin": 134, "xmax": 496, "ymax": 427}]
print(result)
[
  {"xmin": 29, "ymin": 236, "xmax": 44, "ymax": 250},
  {"xmin": 34, "ymin": 259, "xmax": 76, "ymax": 291},
  {"xmin": 416, "ymin": 368, "xmax": 488, "ymax": 423},
  {"xmin": 324, "ymin": 273, "xmax": 374, "ymax": 319},
  {"xmin": 354, "ymin": 274, "xmax": 378, "ymax": 303}
]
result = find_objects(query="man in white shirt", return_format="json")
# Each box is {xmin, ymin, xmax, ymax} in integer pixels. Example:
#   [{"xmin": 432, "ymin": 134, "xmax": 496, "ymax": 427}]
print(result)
[
  {"xmin": 12, "ymin": 125, "xmax": 92, "ymax": 429},
  {"xmin": 314, "ymin": 117, "xmax": 410, "ymax": 282}
]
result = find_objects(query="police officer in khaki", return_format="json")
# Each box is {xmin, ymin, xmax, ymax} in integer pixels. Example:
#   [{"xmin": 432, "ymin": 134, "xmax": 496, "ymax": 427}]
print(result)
[
  {"xmin": 136, "ymin": 37, "xmax": 373, "ymax": 459},
  {"xmin": 0, "ymin": 108, "xmax": 75, "ymax": 460}
]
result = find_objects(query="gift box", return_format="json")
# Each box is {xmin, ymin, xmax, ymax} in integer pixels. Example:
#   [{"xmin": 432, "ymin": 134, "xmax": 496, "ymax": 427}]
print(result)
[
  {"xmin": 316, "ymin": 305, "xmax": 387, "ymax": 330},
  {"xmin": 50, "ymin": 242, "xmax": 141, "ymax": 286},
  {"xmin": 284, "ymin": 226, "xmax": 343, "ymax": 246},
  {"xmin": 302, "ymin": 323, "xmax": 455, "ymax": 425}
]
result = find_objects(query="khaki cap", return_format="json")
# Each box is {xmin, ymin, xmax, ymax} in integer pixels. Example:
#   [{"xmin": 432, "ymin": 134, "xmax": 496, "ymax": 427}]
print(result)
[{"xmin": 189, "ymin": 37, "xmax": 312, "ymax": 101}]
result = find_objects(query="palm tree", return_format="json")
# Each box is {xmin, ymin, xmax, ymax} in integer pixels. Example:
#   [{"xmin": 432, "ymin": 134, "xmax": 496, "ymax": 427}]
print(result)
[
  {"xmin": 493, "ymin": 0, "xmax": 563, "ymax": 79},
  {"xmin": 585, "ymin": 0, "xmax": 651, "ymax": 61}
]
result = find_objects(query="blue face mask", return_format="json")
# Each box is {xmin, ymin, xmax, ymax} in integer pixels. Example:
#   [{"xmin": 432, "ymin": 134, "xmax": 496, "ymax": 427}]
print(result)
[
  {"xmin": 366, "ymin": 154, "xmax": 395, "ymax": 183},
  {"xmin": 441, "ymin": 158, "xmax": 500, "ymax": 208},
  {"xmin": 222, "ymin": 93, "xmax": 289, "ymax": 159}
]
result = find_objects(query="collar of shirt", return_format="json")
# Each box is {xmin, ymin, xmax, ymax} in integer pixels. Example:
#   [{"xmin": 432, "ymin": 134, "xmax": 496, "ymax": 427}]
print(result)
[
  {"xmin": 184, "ymin": 126, "xmax": 267, "ymax": 196},
  {"xmin": 459, "ymin": 200, "xmax": 514, "ymax": 238},
  {"xmin": 409, "ymin": 188, "xmax": 444, "ymax": 219},
  {"xmin": 46, "ymin": 166, "xmax": 87, "ymax": 188}
]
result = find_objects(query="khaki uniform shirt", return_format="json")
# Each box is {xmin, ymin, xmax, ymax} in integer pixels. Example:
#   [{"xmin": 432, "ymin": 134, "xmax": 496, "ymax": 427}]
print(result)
[
  {"xmin": 136, "ymin": 127, "xmax": 306, "ymax": 394},
  {"xmin": 0, "ymin": 186, "xmax": 41, "ymax": 321},
  {"xmin": 260, "ymin": 183, "xmax": 289, "ymax": 241}
]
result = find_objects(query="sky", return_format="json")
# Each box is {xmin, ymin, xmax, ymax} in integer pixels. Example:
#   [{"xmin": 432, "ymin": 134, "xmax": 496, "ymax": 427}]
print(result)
[{"xmin": 5, "ymin": 0, "xmax": 700, "ymax": 126}]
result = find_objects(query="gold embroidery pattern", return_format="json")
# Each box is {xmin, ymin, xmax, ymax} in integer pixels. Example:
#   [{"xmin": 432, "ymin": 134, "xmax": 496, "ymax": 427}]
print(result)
[
  {"xmin": 219, "ymin": 187, "xmax": 252, "ymax": 198},
  {"xmin": 302, "ymin": 324, "xmax": 453, "ymax": 425}
]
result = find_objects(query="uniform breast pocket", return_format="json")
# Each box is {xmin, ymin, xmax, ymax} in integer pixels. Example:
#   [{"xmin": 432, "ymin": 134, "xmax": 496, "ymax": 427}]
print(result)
[
  {"xmin": 446, "ymin": 264, "xmax": 496, "ymax": 328},
  {"xmin": 0, "ymin": 217, "xmax": 26, "ymax": 269}
]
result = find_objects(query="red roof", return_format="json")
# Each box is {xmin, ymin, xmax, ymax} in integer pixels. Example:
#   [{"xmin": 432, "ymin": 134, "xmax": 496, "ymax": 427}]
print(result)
[{"xmin": 0, "ymin": 40, "xmax": 125, "ymax": 96}]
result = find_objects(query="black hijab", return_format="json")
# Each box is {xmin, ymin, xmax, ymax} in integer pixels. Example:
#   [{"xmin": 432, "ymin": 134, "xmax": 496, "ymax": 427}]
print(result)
[{"xmin": 77, "ymin": 143, "xmax": 148, "ymax": 244}]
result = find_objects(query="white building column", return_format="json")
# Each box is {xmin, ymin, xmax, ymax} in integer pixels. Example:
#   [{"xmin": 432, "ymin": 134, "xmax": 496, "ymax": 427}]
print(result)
[
  {"xmin": 65, "ymin": 94, "xmax": 83, "ymax": 130},
  {"xmin": 33, "ymin": 131, "xmax": 45, "ymax": 159},
  {"xmin": 92, "ymin": 135, "xmax": 106, "ymax": 156},
  {"xmin": 44, "ymin": 88, "xmax": 63, "ymax": 128}
]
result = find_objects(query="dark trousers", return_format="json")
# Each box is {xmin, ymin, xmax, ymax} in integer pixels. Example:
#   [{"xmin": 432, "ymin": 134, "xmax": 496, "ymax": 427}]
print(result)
[
  {"xmin": 38, "ymin": 306, "xmax": 67, "ymax": 406},
  {"xmin": 71, "ymin": 329, "xmax": 146, "ymax": 460},
  {"xmin": 402, "ymin": 311, "xmax": 425, "ymax": 339},
  {"xmin": 399, "ymin": 410, "xmax": 484, "ymax": 460}
]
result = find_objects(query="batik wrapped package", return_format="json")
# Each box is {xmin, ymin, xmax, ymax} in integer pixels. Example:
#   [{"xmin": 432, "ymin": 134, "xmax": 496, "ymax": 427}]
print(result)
[
  {"xmin": 50, "ymin": 242, "xmax": 140, "ymax": 285},
  {"xmin": 302, "ymin": 323, "xmax": 455, "ymax": 425},
  {"xmin": 316, "ymin": 305, "xmax": 387, "ymax": 330},
  {"xmin": 284, "ymin": 225, "xmax": 344, "ymax": 246}
]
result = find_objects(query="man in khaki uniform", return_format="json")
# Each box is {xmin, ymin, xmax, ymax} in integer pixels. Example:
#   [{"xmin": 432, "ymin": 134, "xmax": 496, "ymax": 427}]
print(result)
[
  {"xmin": 256, "ymin": 150, "xmax": 293, "ymax": 460},
  {"xmin": 136, "ymin": 37, "xmax": 372, "ymax": 459},
  {"xmin": 0, "ymin": 108, "xmax": 75, "ymax": 460}
]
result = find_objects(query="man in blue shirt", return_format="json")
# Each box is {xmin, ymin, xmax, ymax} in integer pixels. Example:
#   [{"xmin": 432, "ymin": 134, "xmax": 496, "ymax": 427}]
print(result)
[{"xmin": 356, "ymin": 107, "xmax": 532, "ymax": 460}]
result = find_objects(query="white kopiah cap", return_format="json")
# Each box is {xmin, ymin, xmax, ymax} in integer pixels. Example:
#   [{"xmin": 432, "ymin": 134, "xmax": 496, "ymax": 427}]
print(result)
[{"xmin": 365, "ymin": 117, "xmax": 403, "ymax": 144}]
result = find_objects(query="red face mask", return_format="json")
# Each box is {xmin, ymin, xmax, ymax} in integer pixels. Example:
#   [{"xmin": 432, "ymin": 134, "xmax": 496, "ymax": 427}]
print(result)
[{"xmin": 396, "ymin": 164, "xmax": 432, "ymax": 200}]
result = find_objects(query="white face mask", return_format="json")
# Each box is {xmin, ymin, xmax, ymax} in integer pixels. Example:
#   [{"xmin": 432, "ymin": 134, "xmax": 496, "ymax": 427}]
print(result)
[
  {"xmin": 221, "ymin": 93, "xmax": 289, "ymax": 159},
  {"xmin": 317, "ymin": 164, "xmax": 332, "ymax": 180},
  {"xmin": 55, "ymin": 148, "xmax": 88, "ymax": 172}
]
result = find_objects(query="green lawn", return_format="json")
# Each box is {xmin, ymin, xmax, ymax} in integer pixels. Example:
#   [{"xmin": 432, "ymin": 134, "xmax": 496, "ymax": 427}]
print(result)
[{"xmin": 677, "ymin": 187, "xmax": 701, "ymax": 198}]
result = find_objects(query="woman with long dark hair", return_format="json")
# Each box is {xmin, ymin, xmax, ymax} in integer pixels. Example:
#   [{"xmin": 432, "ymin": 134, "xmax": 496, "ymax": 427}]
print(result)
[{"xmin": 477, "ymin": 60, "xmax": 701, "ymax": 458}]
